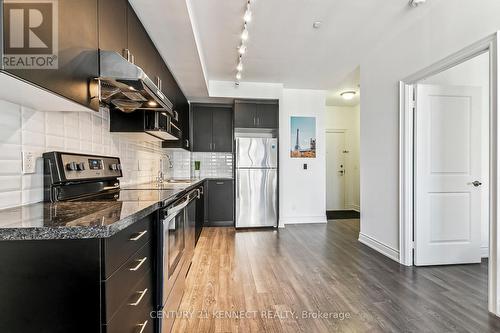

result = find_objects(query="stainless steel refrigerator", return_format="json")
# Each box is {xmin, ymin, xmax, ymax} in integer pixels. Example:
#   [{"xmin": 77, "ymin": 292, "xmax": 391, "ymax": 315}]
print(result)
[{"xmin": 236, "ymin": 137, "xmax": 278, "ymax": 228}]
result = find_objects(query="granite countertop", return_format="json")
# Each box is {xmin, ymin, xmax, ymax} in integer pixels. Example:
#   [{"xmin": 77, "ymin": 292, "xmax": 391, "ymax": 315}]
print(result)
[{"xmin": 0, "ymin": 179, "xmax": 206, "ymax": 241}]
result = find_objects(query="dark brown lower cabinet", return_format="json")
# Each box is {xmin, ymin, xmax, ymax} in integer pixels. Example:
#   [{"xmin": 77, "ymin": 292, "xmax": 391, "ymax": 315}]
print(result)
[
  {"xmin": 0, "ymin": 213, "xmax": 157, "ymax": 333},
  {"xmin": 206, "ymin": 179, "xmax": 234, "ymax": 226}
]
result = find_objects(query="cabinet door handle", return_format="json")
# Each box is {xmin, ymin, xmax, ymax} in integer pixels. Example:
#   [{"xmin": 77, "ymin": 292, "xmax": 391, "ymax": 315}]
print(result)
[
  {"xmin": 123, "ymin": 49, "xmax": 131, "ymax": 62},
  {"xmin": 129, "ymin": 230, "xmax": 147, "ymax": 241},
  {"xmin": 129, "ymin": 257, "xmax": 147, "ymax": 271},
  {"xmin": 137, "ymin": 320, "xmax": 148, "ymax": 333},
  {"xmin": 129, "ymin": 289, "xmax": 148, "ymax": 306}
]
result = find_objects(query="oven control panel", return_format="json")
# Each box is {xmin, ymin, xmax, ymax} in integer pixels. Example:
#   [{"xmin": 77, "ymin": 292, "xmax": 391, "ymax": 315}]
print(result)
[{"xmin": 54, "ymin": 153, "xmax": 122, "ymax": 181}]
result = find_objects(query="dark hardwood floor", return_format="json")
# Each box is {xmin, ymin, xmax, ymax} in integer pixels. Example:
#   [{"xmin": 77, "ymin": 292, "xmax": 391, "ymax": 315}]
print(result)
[{"xmin": 172, "ymin": 220, "xmax": 500, "ymax": 332}]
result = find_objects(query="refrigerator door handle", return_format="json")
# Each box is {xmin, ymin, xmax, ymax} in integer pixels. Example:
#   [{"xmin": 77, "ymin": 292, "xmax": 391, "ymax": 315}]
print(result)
[{"xmin": 235, "ymin": 174, "xmax": 239, "ymax": 199}]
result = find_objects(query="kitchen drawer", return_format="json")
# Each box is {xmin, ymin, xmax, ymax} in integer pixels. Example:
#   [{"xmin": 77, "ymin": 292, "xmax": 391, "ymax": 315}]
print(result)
[
  {"xmin": 104, "ymin": 241, "xmax": 153, "ymax": 323},
  {"xmin": 103, "ymin": 214, "xmax": 154, "ymax": 278},
  {"xmin": 104, "ymin": 271, "xmax": 154, "ymax": 333}
]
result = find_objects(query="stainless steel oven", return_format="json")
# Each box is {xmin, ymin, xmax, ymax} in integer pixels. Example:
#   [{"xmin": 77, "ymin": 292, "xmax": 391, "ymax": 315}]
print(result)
[{"xmin": 158, "ymin": 188, "xmax": 200, "ymax": 333}]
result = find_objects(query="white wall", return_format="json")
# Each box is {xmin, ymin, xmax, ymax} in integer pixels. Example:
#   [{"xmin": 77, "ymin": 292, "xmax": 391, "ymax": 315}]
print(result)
[
  {"xmin": 207, "ymin": 82, "xmax": 327, "ymax": 225},
  {"xmin": 422, "ymin": 52, "xmax": 490, "ymax": 257},
  {"xmin": 326, "ymin": 105, "xmax": 360, "ymax": 211},
  {"xmin": 0, "ymin": 100, "xmax": 168, "ymax": 209},
  {"xmin": 280, "ymin": 89, "xmax": 327, "ymax": 225},
  {"xmin": 359, "ymin": 0, "xmax": 500, "ymax": 255}
]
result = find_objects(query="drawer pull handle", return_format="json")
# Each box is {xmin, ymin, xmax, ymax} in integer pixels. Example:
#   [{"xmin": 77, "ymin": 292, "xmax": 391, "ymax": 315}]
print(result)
[
  {"xmin": 129, "ymin": 257, "xmax": 147, "ymax": 271},
  {"xmin": 216, "ymin": 182, "xmax": 224, "ymax": 185},
  {"xmin": 129, "ymin": 288, "xmax": 148, "ymax": 306},
  {"xmin": 137, "ymin": 320, "xmax": 148, "ymax": 333},
  {"xmin": 130, "ymin": 230, "xmax": 147, "ymax": 241}
]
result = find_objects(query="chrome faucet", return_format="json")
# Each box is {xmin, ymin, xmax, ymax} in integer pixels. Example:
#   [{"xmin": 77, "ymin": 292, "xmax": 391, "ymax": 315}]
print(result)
[
  {"xmin": 157, "ymin": 158, "xmax": 165, "ymax": 184},
  {"xmin": 165, "ymin": 154, "xmax": 173, "ymax": 169},
  {"xmin": 157, "ymin": 155, "xmax": 173, "ymax": 184}
]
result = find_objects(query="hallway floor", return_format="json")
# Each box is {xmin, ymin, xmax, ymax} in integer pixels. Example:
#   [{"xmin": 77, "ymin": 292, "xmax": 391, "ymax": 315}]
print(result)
[{"xmin": 172, "ymin": 220, "xmax": 500, "ymax": 332}]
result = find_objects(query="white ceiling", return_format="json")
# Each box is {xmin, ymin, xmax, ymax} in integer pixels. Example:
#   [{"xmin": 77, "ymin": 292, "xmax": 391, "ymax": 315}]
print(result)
[{"xmin": 134, "ymin": 0, "xmax": 424, "ymax": 98}]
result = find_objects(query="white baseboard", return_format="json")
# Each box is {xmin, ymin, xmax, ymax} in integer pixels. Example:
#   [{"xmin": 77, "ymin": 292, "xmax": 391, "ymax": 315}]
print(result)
[
  {"xmin": 482, "ymin": 246, "xmax": 489, "ymax": 258},
  {"xmin": 280, "ymin": 215, "xmax": 327, "ymax": 225},
  {"xmin": 358, "ymin": 233, "xmax": 399, "ymax": 263}
]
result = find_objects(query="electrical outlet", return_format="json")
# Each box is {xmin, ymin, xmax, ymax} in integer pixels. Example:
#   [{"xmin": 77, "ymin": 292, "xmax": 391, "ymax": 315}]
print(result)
[{"xmin": 22, "ymin": 151, "xmax": 36, "ymax": 174}]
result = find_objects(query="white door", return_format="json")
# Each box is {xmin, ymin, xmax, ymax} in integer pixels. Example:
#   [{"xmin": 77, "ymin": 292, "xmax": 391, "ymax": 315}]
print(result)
[
  {"xmin": 415, "ymin": 84, "xmax": 482, "ymax": 266},
  {"xmin": 326, "ymin": 131, "xmax": 346, "ymax": 210}
]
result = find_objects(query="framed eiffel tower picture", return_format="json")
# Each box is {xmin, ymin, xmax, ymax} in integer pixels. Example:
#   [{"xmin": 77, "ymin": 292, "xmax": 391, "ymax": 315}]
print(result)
[{"xmin": 290, "ymin": 116, "xmax": 316, "ymax": 158}]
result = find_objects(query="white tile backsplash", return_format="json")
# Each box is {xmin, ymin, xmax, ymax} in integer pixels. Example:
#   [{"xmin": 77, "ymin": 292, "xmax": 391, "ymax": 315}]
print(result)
[
  {"xmin": 0, "ymin": 101, "xmax": 170, "ymax": 210},
  {"xmin": 191, "ymin": 152, "xmax": 233, "ymax": 178},
  {"xmin": 162, "ymin": 150, "xmax": 234, "ymax": 179}
]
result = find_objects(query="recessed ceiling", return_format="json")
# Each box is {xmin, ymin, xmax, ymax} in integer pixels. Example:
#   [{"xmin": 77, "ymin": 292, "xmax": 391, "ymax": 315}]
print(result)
[
  {"xmin": 134, "ymin": 0, "xmax": 427, "ymax": 98},
  {"xmin": 189, "ymin": 0, "xmax": 417, "ymax": 90},
  {"xmin": 130, "ymin": 0, "xmax": 209, "ymax": 99}
]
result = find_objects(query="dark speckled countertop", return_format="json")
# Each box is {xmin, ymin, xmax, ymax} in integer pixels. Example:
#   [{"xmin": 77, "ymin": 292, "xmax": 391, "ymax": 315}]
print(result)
[{"xmin": 0, "ymin": 178, "xmax": 212, "ymax": 241}]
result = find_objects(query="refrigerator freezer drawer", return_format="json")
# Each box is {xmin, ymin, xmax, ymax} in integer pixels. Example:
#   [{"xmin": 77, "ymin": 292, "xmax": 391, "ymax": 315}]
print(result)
[
  {"xmin": 236, "ymin": 137, "xmax": 278, "ymax": 168},
  {"xmin": 236, "ymin": 169, "xmax": 277, "ymax": 228}
]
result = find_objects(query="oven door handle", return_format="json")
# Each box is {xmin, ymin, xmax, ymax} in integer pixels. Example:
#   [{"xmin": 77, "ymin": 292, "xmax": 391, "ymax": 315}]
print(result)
[
  {"xmin": 165, "ymin": 197, "xmax": 190, "ymax": 218},
  {"xmin": 165, "ymin": 189, "xmax": 201, "ymax": 217}
]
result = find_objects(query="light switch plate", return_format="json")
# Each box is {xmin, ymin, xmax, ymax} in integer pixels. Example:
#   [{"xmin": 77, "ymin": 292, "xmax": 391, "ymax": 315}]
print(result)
[{"xmin": 22, "ymin": 151, "xmax": 36, "ymax": 174}]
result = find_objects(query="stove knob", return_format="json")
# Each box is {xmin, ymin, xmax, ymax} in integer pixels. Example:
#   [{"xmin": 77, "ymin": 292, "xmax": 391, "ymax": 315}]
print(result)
[
  {"xmin": 66, "ymin": 162, "xmax": 77, "ymax": 171},
  {"xmin": 77, "ymin": 162, "xmax": 85, "ymax": 171},
  {"xmin": 109, "ymin": 164, "xmax": 117, "ymax": 171},
  {"xmin": 116, "ymin": 164, "xmax": 122, "ymax": 171}
]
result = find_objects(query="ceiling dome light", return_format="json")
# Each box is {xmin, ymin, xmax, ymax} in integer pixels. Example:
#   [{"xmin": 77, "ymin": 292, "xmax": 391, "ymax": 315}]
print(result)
[
  {"xmin": 236, "ymin": 61, "xmax": 243, "ymax": 72},
  {"xmin": 236, "ymin": 72, "xmax": 242, "ymax": 80},
  {"xmin": 238, "ymin": 44, "xmax": 247, "ymax": 55},
  {"xmin": 241, "ymin": 25, "xmax": 249, "ymax": 41},
  {"xmin": 340, "ymin": 91, "xmax": 356, "ymax": 100},
  {"xmin": 244, "ymin": 3, "xmax": 252, "ymax": 22}
]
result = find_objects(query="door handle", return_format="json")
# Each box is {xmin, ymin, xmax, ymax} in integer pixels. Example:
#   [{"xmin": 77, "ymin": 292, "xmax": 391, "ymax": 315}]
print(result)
[
  {"xmin": 129, "ymin": 230, "xmax": 148, "ymax": 241},
  {"xmin": 123, "ymin": 49, "xmax": 131, "ymax": 62},
  {"xmin": 128, "ymin": 288, "xmax": 148, "ymax": 306},
  {"xmin": 137, "ymin": 320, "xmax": 148, "ymax": 333},
  {"xmin": 129, "ymin": 257, "xmax": 147, "ymax": 271},
  {"xmin": 470, "ymin": 181, "xmax": 483, "ymax": 187}
]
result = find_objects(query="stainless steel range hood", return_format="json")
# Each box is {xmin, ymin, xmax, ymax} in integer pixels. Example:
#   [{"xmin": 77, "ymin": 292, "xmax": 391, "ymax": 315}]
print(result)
[{"xmin": 98, "ymin": 50, "xmax": 174, "ymax": 115}]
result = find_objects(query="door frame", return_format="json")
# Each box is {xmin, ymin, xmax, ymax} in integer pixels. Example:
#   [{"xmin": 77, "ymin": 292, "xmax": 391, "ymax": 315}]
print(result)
[
  {"xmin": 399, "ymin": 32, "xmax": 499, "ymax": 315},
  {"xmin": 326, "ymin": 129, "xmax": 347, "ymax": 210}
]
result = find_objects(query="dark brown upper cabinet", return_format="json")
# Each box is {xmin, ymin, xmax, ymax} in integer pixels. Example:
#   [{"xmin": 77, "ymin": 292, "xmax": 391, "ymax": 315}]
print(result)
[
  {"xmin": 2, "ymin": 0, "xmax": 189, "ymax": 119},
  {"xmin": 191, "ymin": 104, "xmax": 233, "ymax": 153},
  {"xmin": 98, "ymin": 0, "xmax": 128, "ymax": 57},
  {"xmin": 127, "ymin": 7, "xmax": 157, "ymax": 81},
  {"xmin": 234, "ymin": 100, "xmax": 279, "ymax": 129},
  {"xmin": 3, "ymin": 0, "xmax": 100, "ymax": 111}
]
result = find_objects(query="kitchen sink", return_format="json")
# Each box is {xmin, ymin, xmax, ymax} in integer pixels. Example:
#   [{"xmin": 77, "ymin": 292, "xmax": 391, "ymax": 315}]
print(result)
[{"xmin": 166, "ymin": 179, "xmax": 193, "ymax": 184}]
